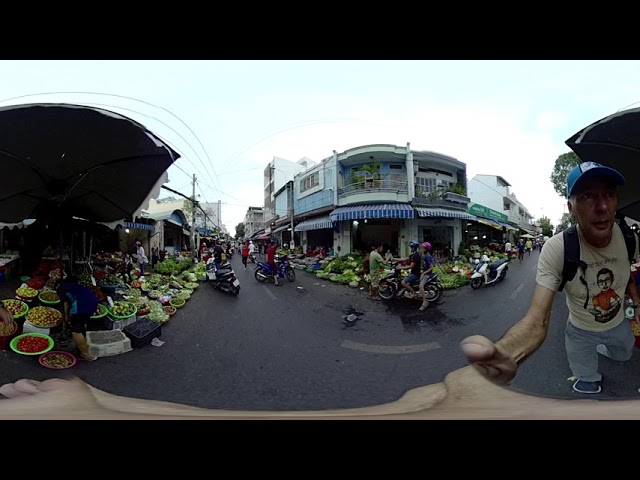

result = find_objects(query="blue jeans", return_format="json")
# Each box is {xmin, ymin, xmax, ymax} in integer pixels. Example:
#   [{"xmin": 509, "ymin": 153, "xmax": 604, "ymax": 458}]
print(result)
[
  {"xmin": 565, "ymin": 319, "xmax": 635, "ymax": 382},
  {"xmin": 403, "ymin": 273, "xmax": 419, "ymax": 285}
]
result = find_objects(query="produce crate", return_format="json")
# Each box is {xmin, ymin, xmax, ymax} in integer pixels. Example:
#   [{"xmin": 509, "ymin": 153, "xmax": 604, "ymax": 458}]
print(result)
[
  {"xmin": 86, "ymin": 330, "xmax": 132, "ymax": 358},
  {"xmin": 105, "ymin": 315, "xmax": 138, "ymax": 331},
  {"xmin": 123, "ymin": 318, "xmax": 162, "ymax": 348}
]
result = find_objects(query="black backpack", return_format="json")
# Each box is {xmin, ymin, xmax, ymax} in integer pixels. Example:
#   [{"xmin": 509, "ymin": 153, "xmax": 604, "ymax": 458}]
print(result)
[{"xmin": 559, "ymin": 215, "xmax": 638, "ymax": 293}]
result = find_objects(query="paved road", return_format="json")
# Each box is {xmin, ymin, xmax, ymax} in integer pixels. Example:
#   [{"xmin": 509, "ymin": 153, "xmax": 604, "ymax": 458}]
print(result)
[{"xmin": 4, "ymin": 250, "xmax": 640, "ymax": 411}]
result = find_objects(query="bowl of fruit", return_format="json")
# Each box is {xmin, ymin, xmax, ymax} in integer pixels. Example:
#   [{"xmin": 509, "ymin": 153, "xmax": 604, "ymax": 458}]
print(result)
[
  {"xmin": 108, "ymin": 301, "xmax": 137, "ymax": 320},
  {"xmin": 38, "ymin": 290, "xmax": 61, "ymax": 305},
  {"xmin": 10, "ymin": 333, "xmax": 54, "ymax": 356},
  {"xmin": 16, "ymin": 286, "xmax": 39, "ymax": 301},
  {"xmin": 2, "ymin": 299, "xmax": 29, "ymax": 319},
  {"xmin": 39, "ymin": 350, "xmax": 76, "ymax": 369},
  {"xmin": 90, "ymin": 304, "xmax": 109, "ymax": 319},
  {"xmin": 169, "ymin": 298, "xmax": 186, "ymax": 309},
  {"xmin": 26, "ymin": 306, "xmax": 63, "ymax": 328},
  {"xmin": 163, "ymin": 305, "xmax": 177, "ymax": 316}
]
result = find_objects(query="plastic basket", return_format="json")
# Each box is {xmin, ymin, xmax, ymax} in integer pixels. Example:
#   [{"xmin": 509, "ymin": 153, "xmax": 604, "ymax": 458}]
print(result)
[
  {"xmin": 123, "ymin": 318, "xmax": 162, "ymax": 348},
  {"xmin": 10, "ymin": 333, "xmax": 54, "ymax": 356},
  {"xmin": 108, "ymin": 302, "xmax": 137, "ymax": 320},
  {"xmin": 0, "ymin": 320, "xmax": 18, "ymax": 350},
  {"xmin": 90, "ymin": 304, "xmax": 109, "ymax": 320},
  {"xmin": 39, "ymin": 351, "xmax": 76, "ymax": 370},
  {"xmin": 86, "ymin": 330, "xmax": 132, "ymax": 358},
  {"xmin": 2, "ymin": 299, "xmax": 29, "ymax": 319},
  {"xmin": 38, "ymin": 290, "xmax": 61, "ymax": 305}
]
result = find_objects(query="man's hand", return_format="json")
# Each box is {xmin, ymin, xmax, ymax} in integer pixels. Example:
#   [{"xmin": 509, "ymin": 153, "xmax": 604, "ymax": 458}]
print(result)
[
  {"xmin": 0, "ymin": 306, "xmax": 13, "ymax": 325},
  {"xmin": 460, "ymin": 335, "xmax": 518, "ymax": 385}
]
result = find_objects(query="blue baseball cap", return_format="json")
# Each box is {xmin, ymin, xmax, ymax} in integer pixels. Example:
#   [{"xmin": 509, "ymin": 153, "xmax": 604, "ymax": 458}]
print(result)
[{"xmin": 566, "ymin": 162, "xmax": 625, "ymax": 198}]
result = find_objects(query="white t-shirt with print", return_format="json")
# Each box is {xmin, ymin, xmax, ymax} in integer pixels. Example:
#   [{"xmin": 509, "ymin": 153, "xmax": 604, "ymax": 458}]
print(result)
[{"xmin": 536, "ymin": 223, "xmax": 637, "ymax": 333}]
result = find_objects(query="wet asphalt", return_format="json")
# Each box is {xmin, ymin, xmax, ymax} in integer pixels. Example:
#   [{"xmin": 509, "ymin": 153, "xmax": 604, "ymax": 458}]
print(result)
[{"xmin": 4, "ymin": 251, "xmax": 640, "ymax": 411}]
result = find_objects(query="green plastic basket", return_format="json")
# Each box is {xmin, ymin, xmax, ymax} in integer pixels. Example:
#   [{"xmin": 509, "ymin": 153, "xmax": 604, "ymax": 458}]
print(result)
[
  {"xmin": 108, "ymin": 302, "xmax": 137, "ymax": 320},
  {"xmin": 90, "ymin": 304, "xmax": 109, "ymax": 320},
  {"xmin": 38, "ymin": 291, "xmax": 61, "ymax": 305},
  {"xmin": 2, "ymin": 299, "xmax": 29, "ymax": 319},
  {"xmin": 20, "ymin": 276, "xmax": 30, "ymax": 283},
  {"xmin": 10, "ymin": 333, "xmax": 54, "ymax": 356}
]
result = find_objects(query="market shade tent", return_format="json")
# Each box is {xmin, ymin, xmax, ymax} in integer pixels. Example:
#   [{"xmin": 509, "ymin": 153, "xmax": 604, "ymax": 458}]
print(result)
[
  {"xmin": 0, "ymin": 103, "xmax": 180, "ymax": 224},
  {"xmin": 565, "ymin": 106, "xmax": 640, "ymax": 221}
]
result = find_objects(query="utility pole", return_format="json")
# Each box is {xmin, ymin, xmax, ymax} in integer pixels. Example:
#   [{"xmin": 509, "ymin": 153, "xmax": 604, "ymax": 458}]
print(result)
[
  {"xmin": 191, "ymin": 173, "xmax": 197, "ymax": 260},
  {"xmin": 289, "ymin": 182, "xmax": 295, "ymax": 251}
]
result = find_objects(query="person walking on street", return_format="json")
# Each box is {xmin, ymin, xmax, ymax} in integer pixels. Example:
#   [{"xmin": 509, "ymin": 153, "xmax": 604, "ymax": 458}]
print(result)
[
  {"xmin": 460, "ymin": 162, "xmax": 640, "ymax": 395},
  {"xmin": 517, "ymin": 239, "xmax": 525, "ymax": 263},
  {"xmin": 151, "ymin": 246, "xmax": 159, "ymax": 270},
  {"xmin": 241, "ymin": 241, "xmax": 249, "ymax": 270},
  {"xmin": 525, "ymin": 238, "xmax": 533, "ymax": 256}
]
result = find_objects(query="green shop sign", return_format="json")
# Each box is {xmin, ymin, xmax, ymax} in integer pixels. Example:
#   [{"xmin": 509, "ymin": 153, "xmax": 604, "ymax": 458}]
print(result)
[{"xmin": 468, "ymin": 203, "xmax": 508, "ymax": 223}]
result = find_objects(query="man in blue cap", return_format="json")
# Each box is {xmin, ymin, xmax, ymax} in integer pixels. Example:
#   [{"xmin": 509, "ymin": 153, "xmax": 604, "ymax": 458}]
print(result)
[{"xmin": 460, "ymin": 162, "xmax": 640, "ymax": 395}]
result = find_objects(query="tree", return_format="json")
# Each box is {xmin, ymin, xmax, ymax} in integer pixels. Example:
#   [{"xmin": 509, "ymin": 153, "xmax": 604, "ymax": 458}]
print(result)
[
  {"xmin": 235, "ymin": 222, "xmax": 245, "ymax": 240},
  {"xmin": 550, "ymin": 151, "xmax": 582, "ymax": 198},
  {"xmin": 557, "ymin": 212, "xmax": 574, "ymax": 233},
  {"xmin": 537, "ymin": 216, "xmax": 554, "ymax": 237}
]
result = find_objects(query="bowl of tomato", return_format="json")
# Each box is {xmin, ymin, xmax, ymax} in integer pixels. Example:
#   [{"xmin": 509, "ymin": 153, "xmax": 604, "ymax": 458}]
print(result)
[{"xmin": 10, "ymin": 333, "xmax": 54, "ymax": 356}]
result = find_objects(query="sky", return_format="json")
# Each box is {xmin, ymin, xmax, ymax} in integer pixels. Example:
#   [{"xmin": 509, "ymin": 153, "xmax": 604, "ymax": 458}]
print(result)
[{"xmin": 2, "ymin": 60, "xmax": 640, "ymax": 232}]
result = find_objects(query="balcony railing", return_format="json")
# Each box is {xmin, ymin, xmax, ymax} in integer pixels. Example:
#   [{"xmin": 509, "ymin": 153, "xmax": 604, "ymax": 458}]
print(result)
[{"xmin": 338, "ymin": 179, "xmax": 408, "ymax": 199}]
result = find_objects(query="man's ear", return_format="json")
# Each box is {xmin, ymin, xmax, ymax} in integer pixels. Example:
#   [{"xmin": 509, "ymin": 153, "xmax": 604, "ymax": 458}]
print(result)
[{"xmin": 567, "ymin": 199, "xmax": 574, "ymax": 216}]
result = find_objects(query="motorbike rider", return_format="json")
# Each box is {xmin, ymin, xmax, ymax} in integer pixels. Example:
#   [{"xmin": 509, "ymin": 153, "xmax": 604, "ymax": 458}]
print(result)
[
  {"xmin": 212, "ymin": 242, "xmax": 225, "ymax": 270},
  {"xmin": 399, "ymin": 241, "xmax": 422, "ymax": 299},
  {"xmin": 419, "ymin": 241, "xmax": 436, "ymax": 311}
]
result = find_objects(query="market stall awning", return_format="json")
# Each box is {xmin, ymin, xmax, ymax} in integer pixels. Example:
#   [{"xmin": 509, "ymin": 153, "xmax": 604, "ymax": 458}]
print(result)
[
  {"xmin": 255, "ymin": 234, "xmax": 270, "ymax": 240},
  {"xmin": 294, "ymin": 215, "xmax": 334, "ymax": 232},
  {"xmin": 125, "ymin": 221, "xmax": 155, "ymax": 232},
  {"xmin": 476, "ymin": 218, "xmax": 504, "ymax": 230},
  {"xmin": 272, "ymin": 225, "xmax": 289, "ymax": 234},
  {"xmin": 330, "ymin": 203, "xmax": 414, "ymax": 221},
  {"xmin": 415, "ymin": 207, "xmax": 478, "ymax": 220}
]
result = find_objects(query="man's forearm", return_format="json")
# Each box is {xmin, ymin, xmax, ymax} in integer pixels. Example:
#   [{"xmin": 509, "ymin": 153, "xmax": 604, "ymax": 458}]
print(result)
[
  {"xmin": 626, "ymin": 274, "xmax": 640, "ymax": 305},
  {"xmin": 496, "ymin": 314, "xmax": 549, "ymax": 364}
]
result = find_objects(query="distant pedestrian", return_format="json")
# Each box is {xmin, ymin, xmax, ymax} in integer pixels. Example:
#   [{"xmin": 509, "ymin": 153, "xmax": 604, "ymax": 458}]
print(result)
[
  {"xmin": 241, "ymin": 241, "xmax": 249, "ymax": 270},
  {"xmin": 151, "ymin": 246, "xmax": 159, "ymax": 268}
]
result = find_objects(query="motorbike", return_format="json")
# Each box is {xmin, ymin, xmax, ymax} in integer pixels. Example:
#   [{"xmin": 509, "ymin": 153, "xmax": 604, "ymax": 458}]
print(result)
[
  {"xmin": 254, "ymin": 254, "xmax": 296, "ymax": 283},
  {"xmin": 469, "ymin": 254, "xmax": 509, "ymax": 289},
  {"xmin": 249, "ymin": 252, "xmax": 257, "ymax": 264},
  {"xmin": 377, "ymin": 262, "xmax": 443, "ymax": 303},
  {"xmin": 206, "ymin": 258, "xmax": 241, "ymax": 295}
]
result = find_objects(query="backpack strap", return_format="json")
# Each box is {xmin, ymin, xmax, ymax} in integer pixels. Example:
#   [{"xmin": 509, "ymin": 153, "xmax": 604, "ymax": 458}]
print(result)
[
  {"xmin": 616, "ymin": 213, "xmax": 638, "ymax": 264},
  {"xmin": 559, "ymin": 225, "xmax": 580, "ymax": 292}
]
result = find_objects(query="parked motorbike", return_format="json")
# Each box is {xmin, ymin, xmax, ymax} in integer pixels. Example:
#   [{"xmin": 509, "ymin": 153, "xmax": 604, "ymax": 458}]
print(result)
[
  {"xmin": 378, "ymin": 262, "xmax": 443, "ymax": 303},
  {"xmin": 254, "ymin": 254, "xmax": 296, "ymax": 283},
  {"xmin": 206, "ymin": 258, "xmax": 241, "ymax": 295},
  {"xmin": 469, "ymin": 254, "xmax": 509, "ymax": 289}
]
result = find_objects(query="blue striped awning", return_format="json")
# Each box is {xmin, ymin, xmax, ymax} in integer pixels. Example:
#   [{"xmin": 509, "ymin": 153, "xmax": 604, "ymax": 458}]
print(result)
[
  {"xmin": 330, "ymin": 204, "xmax": 414, "ymax": 222},
  {"xmin": 415, "ymin": 207, "xmax": 478, "ymax": 220},
  {"xmin": 125, "ymin": 221, "xmax": 155, "ymax": 232},
  {"xmin": 294, "ymin": 215, "xmax": 334, "ymax": 232}
]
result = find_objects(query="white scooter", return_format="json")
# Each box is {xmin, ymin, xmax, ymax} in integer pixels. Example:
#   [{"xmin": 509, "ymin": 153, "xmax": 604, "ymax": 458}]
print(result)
[{"xmin": 470, "ymin": 254, "xmax": 509, "ymax": 289}]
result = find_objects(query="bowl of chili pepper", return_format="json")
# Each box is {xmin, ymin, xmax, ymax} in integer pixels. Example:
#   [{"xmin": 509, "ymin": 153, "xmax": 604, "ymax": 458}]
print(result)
[
  {"xmin": 10, "ymin": 333, "xmax": 54, "ymax": 356},
  {"xmin": 39, "ymin": 350, "xmax": 76, "ymax": 369}
]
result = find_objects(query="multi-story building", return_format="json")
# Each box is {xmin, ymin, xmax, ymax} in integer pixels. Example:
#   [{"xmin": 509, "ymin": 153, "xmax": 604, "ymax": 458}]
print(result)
[
  {"xmin": 292, "ymin": 143, "xmax": 473, "ymax": 259},
  {"xmin": 467, "ymin": 174, "xmax": 537, "ymax": 242},
  {"xmin": 243, "ymin": 206, "xmax": 264, "ymax": 240},
  {"xmin": 263, "ymin": 156, "xmax": 314, "ymax": 231}
]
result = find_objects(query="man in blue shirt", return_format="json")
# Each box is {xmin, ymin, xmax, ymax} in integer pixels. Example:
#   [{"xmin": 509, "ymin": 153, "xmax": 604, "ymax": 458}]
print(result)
[
  {"xmin": 419, "ymin": 242, "xmax": 436, "ymax": 311},
  {"xmin": 55, "ymin": 275, "xmax": 99, "ymax": 361}
]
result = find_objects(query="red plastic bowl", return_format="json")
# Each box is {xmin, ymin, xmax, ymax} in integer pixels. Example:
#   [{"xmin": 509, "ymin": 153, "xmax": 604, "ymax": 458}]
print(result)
[{"xmin": 38, "ymin": 350, "xmax": 77, "ymax": 370}]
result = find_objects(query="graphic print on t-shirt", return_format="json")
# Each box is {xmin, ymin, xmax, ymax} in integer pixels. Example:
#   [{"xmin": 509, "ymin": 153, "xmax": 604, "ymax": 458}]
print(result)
[{"xmin": 587, "ymin": 267, "xmax": 622, "ymax": 323}]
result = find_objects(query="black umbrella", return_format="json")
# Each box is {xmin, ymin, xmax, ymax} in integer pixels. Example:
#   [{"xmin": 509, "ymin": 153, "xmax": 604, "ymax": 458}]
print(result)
[
  {"xmin": 0, "ymin": 102, "xmax": 180, "ymax": 223},
  {"xmin": 565, "ymin": 107, "xmax": 640, "ymax": 220}
]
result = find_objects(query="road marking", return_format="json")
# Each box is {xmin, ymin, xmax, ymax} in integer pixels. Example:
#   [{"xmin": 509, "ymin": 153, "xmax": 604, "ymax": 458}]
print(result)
[
  {"xmin": 341, "ymin": 339, "xmax": 440, "ymax": 354},
  {"xmin": 509, "ymin": 283, "xmax": 525, "ymax": 300},
  {"xmin": 262, "ymin": 285, "xmax": 278, "ymax": 300}
]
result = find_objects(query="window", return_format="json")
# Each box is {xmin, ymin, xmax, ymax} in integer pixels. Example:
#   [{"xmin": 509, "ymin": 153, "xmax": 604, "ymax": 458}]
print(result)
[
  {"xmin": 299, "ymin": 172, "xmax": 319, "ymax": 193},
  {"xmin": 389, "ymin": 164, "xmax": 404, "ymax": 170}
]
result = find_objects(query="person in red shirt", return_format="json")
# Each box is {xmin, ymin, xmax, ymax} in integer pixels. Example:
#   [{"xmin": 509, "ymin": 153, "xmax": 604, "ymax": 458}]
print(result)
[
  {"xmin": 241, "ymin": 241, "xmax": 250, "ymax": 270},
  {"xmin": 266, "ymin": 241, "xmax": 281, "ymax": 286}
]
